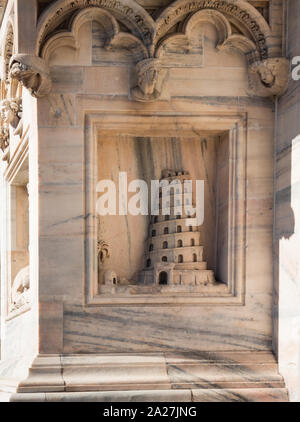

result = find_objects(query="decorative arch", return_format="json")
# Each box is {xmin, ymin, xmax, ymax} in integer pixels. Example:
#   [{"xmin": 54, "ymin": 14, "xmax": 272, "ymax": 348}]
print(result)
[
  {"xmin": 41, "ymin": 7, "xmax": 119, "ymax": 61},
  {"xmin": 155, "ymin": 0, "xmax": 272, "ymax": 60},
  {"xmin": 7, "ymin": 0, "xmax": 288, "ymax": 101},
  {"xmin": 36, "ymin": 0, "xmax": 156, "ymax": 55},
  {"xmin": 41, "ymin": 6, "xmax": 149, "ymax": 63}
]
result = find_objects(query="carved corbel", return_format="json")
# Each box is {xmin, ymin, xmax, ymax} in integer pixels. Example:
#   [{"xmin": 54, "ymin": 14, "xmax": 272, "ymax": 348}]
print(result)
[
  {"xmin": 131, "ymin": 59, "xmax": 167, "ymax": 102},
  {"xmin": 9, "ymin": 54, "xmax": 52, "ymax": 98},
  {"xmin": 248, "ymin": 58, "xmax": 290, "ymax": 98}
]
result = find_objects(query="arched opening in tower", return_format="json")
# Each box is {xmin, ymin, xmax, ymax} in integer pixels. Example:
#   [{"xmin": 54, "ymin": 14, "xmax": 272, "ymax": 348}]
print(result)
[{"xmin": 159, "ymin": 271, "xmax": 168, "ymax": 285}]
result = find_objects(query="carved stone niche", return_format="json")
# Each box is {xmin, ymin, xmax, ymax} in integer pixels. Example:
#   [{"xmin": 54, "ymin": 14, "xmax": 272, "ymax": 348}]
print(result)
[
  {"xmin": 9, "ymin": 54, "xmax": 52, "ymax": 98},
  {"xmin": 5, "ymin": 155, "xmax": 31, "ymax": 318},
  {"xmin": 85, "ymin": 113, "xmax": 247, "ymax": 306}
]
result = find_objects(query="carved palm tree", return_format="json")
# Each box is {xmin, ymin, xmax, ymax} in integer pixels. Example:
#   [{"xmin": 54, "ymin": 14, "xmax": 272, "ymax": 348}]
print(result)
[{"xmin": 97, "ymin": 240, "xmax": 111, "ymax": 264}]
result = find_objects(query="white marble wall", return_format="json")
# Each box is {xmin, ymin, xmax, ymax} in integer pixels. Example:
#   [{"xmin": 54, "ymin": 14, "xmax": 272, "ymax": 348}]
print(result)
[
  {"xmin": 276, "ymin": 0, "xmax": 300, "ymax": 402},
  {"xmin": 34, "ymin": 20, "xmax": 275, "ymax": 355}
]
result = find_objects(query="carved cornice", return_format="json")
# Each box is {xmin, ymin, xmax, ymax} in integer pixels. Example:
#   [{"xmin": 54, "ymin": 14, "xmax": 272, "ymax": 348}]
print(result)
[{"xmin": 35, "ymin": 0, "xmax": 288, "ymax": 101}]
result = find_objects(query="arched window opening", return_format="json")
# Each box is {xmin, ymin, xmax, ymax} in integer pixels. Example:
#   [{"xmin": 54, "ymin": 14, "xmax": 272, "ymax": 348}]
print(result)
[
  {"xmin": 159, "ymin": 271, "xmax": 168, "ymax": 285},
  {"xmin": 178, "ymin": 255, "xmax": 183, "ymax": 263}
]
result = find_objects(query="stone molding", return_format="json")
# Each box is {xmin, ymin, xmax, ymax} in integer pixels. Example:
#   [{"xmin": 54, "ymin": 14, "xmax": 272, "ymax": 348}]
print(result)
[{"xmin": 34, "ymin": 1, "xmax": 289, "ymax": 101}]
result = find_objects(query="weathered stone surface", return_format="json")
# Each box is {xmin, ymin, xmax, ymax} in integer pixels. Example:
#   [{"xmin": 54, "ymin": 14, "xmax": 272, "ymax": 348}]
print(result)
[{"xmin": 0, "ymin": 0, "xmax": 296, "ymax": 403}]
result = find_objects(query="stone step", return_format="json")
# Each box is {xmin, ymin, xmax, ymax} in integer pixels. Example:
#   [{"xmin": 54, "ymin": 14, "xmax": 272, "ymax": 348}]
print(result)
[
  {"xmin": 0, "ymin": 351, "xmax": 289, "ymax": 401},
  {"xmin": 10, "ymin": 387, "xmax": 289, "ymax": 402}
]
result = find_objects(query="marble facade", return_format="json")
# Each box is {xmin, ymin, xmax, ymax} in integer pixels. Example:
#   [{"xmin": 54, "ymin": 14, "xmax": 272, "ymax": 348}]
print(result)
[{"xmin": 0, "ymin": 0, "xmax": 298, "ymax": 402}]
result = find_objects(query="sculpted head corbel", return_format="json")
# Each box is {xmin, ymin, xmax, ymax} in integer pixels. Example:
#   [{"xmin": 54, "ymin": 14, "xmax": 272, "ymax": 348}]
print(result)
[
  {"xmin": 131, "ymin": 59, "xmax": 166, "ymax": 102},
  {"xmin": 9, "ymin": 54, "xmax": 52, "ymax": 98},
  {"xmin": 248, "ymin": 57, "xmax": 290, "ymax": 98}
]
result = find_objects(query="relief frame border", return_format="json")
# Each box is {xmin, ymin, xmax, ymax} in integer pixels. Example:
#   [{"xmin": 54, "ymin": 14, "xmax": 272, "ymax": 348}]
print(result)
[{"xmin": 84, "ymin": 112, "xmax": 247, "ymax": 306}]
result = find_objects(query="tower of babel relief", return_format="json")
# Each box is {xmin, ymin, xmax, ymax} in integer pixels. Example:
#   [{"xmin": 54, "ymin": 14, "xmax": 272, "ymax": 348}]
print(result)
[
  {"xmin": 139, "ymin": 170, "xmax": 217, "ymax": 289},
  {"xmin": 99, "ymin": 170, "xmax": 225, "ymax": 295}
]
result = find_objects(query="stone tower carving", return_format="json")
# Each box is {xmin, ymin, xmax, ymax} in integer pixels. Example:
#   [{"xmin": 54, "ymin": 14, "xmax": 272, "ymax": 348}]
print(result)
[{"xmin": 139, "ymin": 170, "xmax": 216, "ymax": 287}]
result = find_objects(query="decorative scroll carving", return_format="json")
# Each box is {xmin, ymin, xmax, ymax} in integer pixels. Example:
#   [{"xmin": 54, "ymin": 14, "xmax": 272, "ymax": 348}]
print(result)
[
  {"xmin": 9, "ymin": 265, "xmax": 30, "ymax": 313},
  {"xmin": 131, "ymin": 59, "xmax": 166, "ymax": 102},
  {"xmin": 9, "ymin": 54, "xmax": 52, "ymax": 98},
  {"xmin": 248, "ymin": 58, "xmax": 289, "ymax": 97}
]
